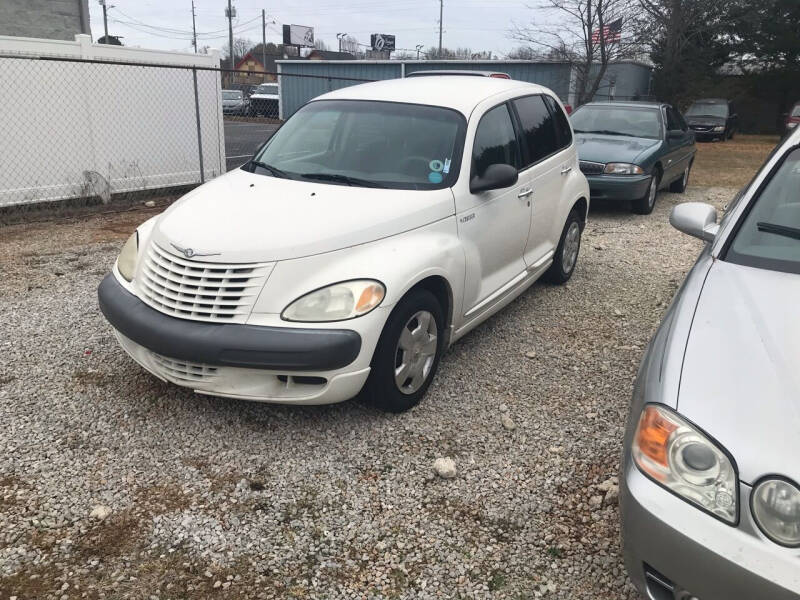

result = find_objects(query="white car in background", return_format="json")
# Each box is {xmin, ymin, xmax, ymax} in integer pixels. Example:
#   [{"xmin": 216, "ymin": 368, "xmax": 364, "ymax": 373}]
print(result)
[
  {"xmin": 98, "ymin": 76, "xmax": 589, "ymax": 412},
  {"xmin": 248, "ymin": 82, "xmax": 280, "ymax": 117}
]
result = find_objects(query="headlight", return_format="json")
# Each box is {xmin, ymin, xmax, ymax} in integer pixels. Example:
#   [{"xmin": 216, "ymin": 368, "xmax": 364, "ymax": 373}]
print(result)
[
  {"xmin": 603, "ymin": 162, "xmax": 644, "ymax": 175},
  {"xmin": 633, "ymin": 404, "xmax": 737, "ymax": 523},
  {"xmin": 712, "ymin": 126, "xmax": 725, "ymax": 132},
  {"xmin": 752, "ymin": 478, "xmax": 800, "ymax": 547},
  {"xmin": 117, "ymin": 231, "xmax": 138, "ymax": 282},
  {"xmin": 282, "ymin": 280, "xmax": 385, "ymax": 322},
  {"xmin": 787, "ymin": 122, "xmax": 798, "ymax": 129}
]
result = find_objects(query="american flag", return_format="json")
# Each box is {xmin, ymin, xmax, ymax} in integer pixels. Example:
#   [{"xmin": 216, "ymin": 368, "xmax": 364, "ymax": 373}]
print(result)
[{"xmin": 591, "ymin": 18, "xmax": 623, "ymax": 44}]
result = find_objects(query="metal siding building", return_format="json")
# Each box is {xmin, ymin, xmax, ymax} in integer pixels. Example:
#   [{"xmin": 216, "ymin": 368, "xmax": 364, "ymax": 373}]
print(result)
[{"xmin": 277, "ymin": 59, "xmax": 652, "ymax": 118}]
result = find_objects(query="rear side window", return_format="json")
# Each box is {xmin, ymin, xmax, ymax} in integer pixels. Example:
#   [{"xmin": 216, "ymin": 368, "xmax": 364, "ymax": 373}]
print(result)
[
  {"xmin": 543, "ymin": 95, "xmax": 572, "ymax": 149},
  {"xmin": 512, "ymin": 95, "xmax": 559, "ymax": 166},
  {"xmin": 472, "ymin": 104, "xmax": 521, "ymax": 177},
  {"xmin": 665, "ymin": 107, "xmax": 680, "ymax": 131}
]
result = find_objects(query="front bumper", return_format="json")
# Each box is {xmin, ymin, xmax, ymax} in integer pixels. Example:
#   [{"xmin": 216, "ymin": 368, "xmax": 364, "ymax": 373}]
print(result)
[
  {"xmin": 585, "ymin": 173, "xmax": 651, "ymax": 201},
  {"xmin": 98, "ymin": 274, "xmax": 371, "ymax": 404},
  {"xmin": 620, "ymin": 457, "xmax": 800, "ymax": 599},
  {"xmin": 690, "ymin": 129, "xmax": 726, "ymax": 141}
]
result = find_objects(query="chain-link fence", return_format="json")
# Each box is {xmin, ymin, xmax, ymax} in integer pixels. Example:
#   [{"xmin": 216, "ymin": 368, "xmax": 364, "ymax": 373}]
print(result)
[{"xmin": 0, "ymin": 52, "xmax": 375, "ymax": 221}]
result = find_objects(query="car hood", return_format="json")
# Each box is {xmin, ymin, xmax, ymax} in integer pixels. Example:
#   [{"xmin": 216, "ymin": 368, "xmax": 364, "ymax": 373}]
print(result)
[
  {"xmin": 250, "ymin": 93, "xmax": 279, "ymax": 100},
  {"xmin": 575, "ymin": 133, "xmax": 661, "ymax": 165},
  {"xmin": 686, "ymin": 115, "xmax": 726, "ymax": 127},
  {"xmin": 222, "ymin": 99, "xmax": 242, "ymax": 105},
  {"xmin": 151, "ymin": 168, "xmax": 454, "ymax": 263},
  {"xmin": 678, "ymin": 260, "xmax": 800, "ymax": 485}
]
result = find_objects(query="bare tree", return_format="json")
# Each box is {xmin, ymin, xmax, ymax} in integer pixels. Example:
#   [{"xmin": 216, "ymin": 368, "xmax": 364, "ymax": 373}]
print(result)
[
  {"xmin": 340, "ymin": 35, "xmax": 360, "ymax": 55},
  {"xmin": 510, "ymin": 0, "xmax": 642, "ymax": 105},
  {"xmin": 223, "ymin": 37, "xmax": 254, "ymax": 62}
]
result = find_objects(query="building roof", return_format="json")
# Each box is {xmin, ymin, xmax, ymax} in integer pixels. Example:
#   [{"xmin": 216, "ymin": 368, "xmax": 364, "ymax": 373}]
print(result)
[
  {"xmin": 315, "ymin": 75, "xmax": 546, "ymax": 116},
  {"xmin": 307, "ymin": 50, "xmax": 356, "ymax": 60}
]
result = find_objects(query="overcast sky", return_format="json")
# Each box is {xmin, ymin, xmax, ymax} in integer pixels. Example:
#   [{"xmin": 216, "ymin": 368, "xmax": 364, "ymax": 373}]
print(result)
[{"xmin": 87, "ymin": 0, "xmax": 541, "ymax": 57}]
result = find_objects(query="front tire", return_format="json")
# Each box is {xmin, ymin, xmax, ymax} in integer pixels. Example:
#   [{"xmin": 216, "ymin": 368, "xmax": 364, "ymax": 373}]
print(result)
[
  {"xmin": 544, "ymin": 209, "xmax": 582, "ymax": 284},
  {"xmin": 364, "ymin": 288, "xmax": 444, "ymax": 413},
  {"xmin": 632, "ymin": 170, "xmax": 660, "ymax": 215}
]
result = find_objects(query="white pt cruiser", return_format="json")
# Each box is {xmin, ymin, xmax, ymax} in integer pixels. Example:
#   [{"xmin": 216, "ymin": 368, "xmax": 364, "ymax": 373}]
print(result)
[{"xmin": 99, "ymin": 76, "xmax": 589, "ymax": 412}]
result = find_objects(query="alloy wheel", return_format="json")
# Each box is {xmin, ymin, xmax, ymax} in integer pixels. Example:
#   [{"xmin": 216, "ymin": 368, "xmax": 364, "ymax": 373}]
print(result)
[
  {"xmin": 562, "ymin": 221, "xmax": 581, "ymax": 274},
  {"xmin": 394, "ymin": 310, "xmax": 438, "ymax": 395}
]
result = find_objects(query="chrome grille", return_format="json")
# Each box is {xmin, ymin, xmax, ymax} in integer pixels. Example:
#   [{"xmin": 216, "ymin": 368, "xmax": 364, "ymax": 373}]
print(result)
[
  {"xmin": 579, "ymin": 160, "xmax": 605, "ymax": 175},
  {"xmin": 150, "ymin": 353, "xmax": 219, "ymax": 383},
  {"xmin": 137, "ymin": 242, "xmax": 271, "ymax": 323}
]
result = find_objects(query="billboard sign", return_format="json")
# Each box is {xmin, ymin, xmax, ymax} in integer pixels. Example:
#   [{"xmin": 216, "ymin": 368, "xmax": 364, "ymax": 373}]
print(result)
[
  {"xmin": 370, "ymin": 33, "xmax": 396, "ymax": 52},
  {"xmin": 283, "ymin": 24, "xmax": 315, "ymax": 47}
]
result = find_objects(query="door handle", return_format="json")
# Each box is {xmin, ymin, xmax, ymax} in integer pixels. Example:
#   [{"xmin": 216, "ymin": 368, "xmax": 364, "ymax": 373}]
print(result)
[
  {"xmin": 517, "ymin": 188, "xmax": 533, "ymax": 198},
  {"xmin": 560, "ymin": 166, "xmax": 572, "ymax": 175}
]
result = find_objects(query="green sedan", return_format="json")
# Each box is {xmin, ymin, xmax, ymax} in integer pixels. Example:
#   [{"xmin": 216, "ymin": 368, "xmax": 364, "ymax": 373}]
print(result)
[{"xmin": 571, "ymin": 102, "xmax": 696, "ymax": 214}]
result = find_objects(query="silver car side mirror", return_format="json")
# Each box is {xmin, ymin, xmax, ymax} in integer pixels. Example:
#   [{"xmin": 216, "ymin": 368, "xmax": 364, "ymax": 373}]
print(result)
[{"xmin": 670, "ymin": 202, "xmax": 719, "ymax": 242}]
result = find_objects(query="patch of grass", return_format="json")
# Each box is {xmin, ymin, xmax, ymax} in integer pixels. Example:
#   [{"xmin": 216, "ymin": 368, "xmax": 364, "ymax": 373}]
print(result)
[
  {"xmin": 547, "ymin": 546, "xmax": 564, "ymax": 559},
  {"xmin": 692, "ymin": 134, "xmax": 780, "ymax": 188},
  {"xmin": 72, "ymin": 368, "xmax": 114, "ymax": 388},
  {"xmin": 488, "ymin": 570, "xmax": 507, "ymax": 591}
]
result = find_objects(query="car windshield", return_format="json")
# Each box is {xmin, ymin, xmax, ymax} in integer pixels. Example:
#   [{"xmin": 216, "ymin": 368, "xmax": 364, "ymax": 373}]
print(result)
[
  {"xmin": 727, "ymin": 147, "xmax": 800, "ymax": 274},
  {"xmin": 570, "ymin": 106, "xmax": 661, "ymax": 139},
  {"xmin": 250, "ymin": 99, "xmax": 466, "ymax": 190},
  {"xmin": 222, "ymin": 91, "xmax": 242, "ymax": 100},
  {"xmin": 686, "ymin": 102, "xmax": 728, "ymax": 118},
  {"xmin": 255, "ymin": 85, "xmax": 278, "ymax": 95}
]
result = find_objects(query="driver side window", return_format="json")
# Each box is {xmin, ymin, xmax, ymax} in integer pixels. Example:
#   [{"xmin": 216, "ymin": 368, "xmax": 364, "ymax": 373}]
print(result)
[{"xmin": 472, "ymin": 104, "xmax": 520, "ymax": 179}]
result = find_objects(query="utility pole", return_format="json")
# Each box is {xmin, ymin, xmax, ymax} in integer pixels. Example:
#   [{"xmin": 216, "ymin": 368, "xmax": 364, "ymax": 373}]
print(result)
[
  {"xmin": 336, "ymin": 32, "xmax": 347, "ymax": 52},
  {"xmin": 225, "ymin": 0, "xmax": 235, "ymax": 86},
  {"xmin": 416, "ymin": 44, "xmax": 424, "ymax": 60},
  {"xmin": 438, "ymin": 0, "xmax": 443, "ymax": 55},
  {"xmin": 261, "ymin": 9, "xmax": 267, "ymax": 74},
  {"xmin": 191, "ymin": 0, "xmax": 198, "ymax": 53},
  {"xmin": 98, "ymin": 0, "xmax": 110, "ymax": 43}
]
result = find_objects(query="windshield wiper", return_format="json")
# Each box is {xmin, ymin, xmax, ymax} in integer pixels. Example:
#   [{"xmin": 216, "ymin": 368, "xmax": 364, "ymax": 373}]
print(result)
[
  {"xmin": 249, "ymin": 160, "xmax": 291, "ymax": 179},
  {"xmin": 756, "ymin": 222, "xmax": 800, "ymax": 241},
  {"xmin": 300, "ymin": 173, "xmax": 386, "ymax": 188}
]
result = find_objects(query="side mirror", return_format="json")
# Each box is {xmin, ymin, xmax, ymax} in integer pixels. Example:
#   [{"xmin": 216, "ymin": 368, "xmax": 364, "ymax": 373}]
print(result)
[
  {"xmin": 667, "ymin": 129, "xmax": 683, "ymax": 140},
  {"xmin": 670, "ymin": 202, "xmax": 719, "ymax": 242},
  {"xmin": 470, "ymin": 164, "xmax": 519, "ymax": 194}
]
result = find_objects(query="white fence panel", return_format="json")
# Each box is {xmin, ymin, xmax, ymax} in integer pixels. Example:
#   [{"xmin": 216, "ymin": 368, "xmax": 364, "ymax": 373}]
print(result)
[{"xmin": 0, "ymin": 34, "xmax": 225, "ymax": 207}]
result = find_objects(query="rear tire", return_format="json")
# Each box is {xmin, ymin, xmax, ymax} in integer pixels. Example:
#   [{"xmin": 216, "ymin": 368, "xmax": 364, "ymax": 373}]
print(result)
[
  {"xmin": 364, "ymin": 289, "xmax": 444, "ymax": 413},
  {"xmin": 669, "ymin": 162, "xmax": 691, "ymax": 193},
  {"xmin": 632, "ymin": 170, "xmax": 660, "ymax": 215},
  {"xmin": 543, "ymin": 209, "xmax": 582, "ymax": 284}
]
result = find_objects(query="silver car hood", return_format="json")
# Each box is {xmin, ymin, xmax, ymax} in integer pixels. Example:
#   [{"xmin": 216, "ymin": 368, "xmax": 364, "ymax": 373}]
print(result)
[{"xmin": 679, "ymin": 259, "xmax": 800, "ymax": 485}]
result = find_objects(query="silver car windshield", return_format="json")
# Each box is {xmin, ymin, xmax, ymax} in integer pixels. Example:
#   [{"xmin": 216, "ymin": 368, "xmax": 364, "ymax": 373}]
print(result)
[
  {"xmin": 570, "ymin": 106, "xmax": 661, "ymax": 139},
  {"xmin": 250, "ymin": 99, "xmax": 466, "ymax": 190},
  {"xmin": 727, "ymin": 147, "xmax": 800, "ymax": 273},
  {"xmin": 222, "ymin": 91, "xmax": 242, "ymax": 100},
  {"xmin": 255, "ymin": 85, "xmax": 278, "ymax": 95}
]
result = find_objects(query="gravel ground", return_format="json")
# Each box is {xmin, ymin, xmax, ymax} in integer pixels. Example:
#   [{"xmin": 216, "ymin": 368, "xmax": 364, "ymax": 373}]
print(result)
[{"xmin": 0, "ymin": 185, "xmax": 734, "ymax": 599}]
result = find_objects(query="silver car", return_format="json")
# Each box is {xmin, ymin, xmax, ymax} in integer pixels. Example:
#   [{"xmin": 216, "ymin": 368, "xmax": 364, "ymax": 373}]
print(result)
[{"xmin": 621, "ymin": 127, "xmax": 800, "ymax": 599}]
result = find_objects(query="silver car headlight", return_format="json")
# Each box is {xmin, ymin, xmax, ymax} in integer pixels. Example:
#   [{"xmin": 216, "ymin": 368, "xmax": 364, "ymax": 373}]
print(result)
[
  {"xmin": 751, "ymin": 478, "xmax": 800, "ymax": 547},
  {"xmin": 632, "ymin": 404, "xmax": 738, "ymax": 524},
  {"xmin": 712, "ymin": 126, "xmax": 725, "ymax": 132},
  {"xmin": 603, "ymin": 162, "xmax": 644, "ymax": 175},
  {"xmin": 281, "ymin": 280, "xmax": 385, "ymax": 322},
  {"xmin": 117, "ymin": 231, "xmax": 138, "ymax": 282}
]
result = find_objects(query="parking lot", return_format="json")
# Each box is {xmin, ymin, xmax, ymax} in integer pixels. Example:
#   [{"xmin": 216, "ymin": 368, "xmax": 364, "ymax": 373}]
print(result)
[
  {"xmin": 224, "ymin": 119, "xmax": 280, "ymax": 172},
  {"xmin": 0, "ymin": 137, "xmax": 778, "ymax": 598}
]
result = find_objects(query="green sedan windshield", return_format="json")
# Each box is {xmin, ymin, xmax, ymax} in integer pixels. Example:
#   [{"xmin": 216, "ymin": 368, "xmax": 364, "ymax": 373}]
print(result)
[{"xmin": 571, "ymin": 105, "xmax": 662, "ymax": 139}]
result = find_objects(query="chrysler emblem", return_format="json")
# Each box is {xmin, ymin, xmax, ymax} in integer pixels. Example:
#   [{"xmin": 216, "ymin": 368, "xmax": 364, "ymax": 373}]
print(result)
[{"xmin": 170, "ymin": 242, "xmax": 220, "ymax": 259}]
